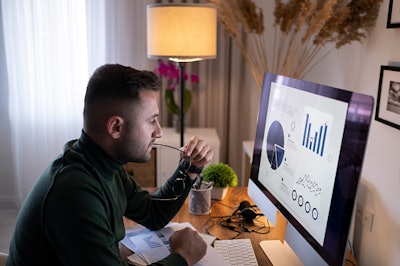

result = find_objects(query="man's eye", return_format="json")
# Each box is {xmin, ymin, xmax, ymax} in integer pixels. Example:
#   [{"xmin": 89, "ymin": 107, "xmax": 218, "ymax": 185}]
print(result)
[{"xmin": 150, "ymin": 118, "xmax": 158, "ymax": 125}]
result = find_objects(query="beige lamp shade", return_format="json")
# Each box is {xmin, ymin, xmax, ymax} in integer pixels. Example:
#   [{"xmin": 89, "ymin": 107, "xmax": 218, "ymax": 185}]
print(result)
[{"xmin": 146, "ymin": 3, "xmax": 217, "ymax": 62}]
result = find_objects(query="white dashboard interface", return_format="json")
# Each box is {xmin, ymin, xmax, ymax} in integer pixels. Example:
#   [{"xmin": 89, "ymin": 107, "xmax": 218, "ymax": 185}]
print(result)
[{"xmin": 258, "ymin": 82, "xmax": 348, "ymax": 245}]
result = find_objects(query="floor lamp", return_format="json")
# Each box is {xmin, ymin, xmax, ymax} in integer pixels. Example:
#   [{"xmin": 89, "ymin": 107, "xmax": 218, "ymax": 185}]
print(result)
[{"xmin": 146, "ymin": 3, "xmax": 217, "ymax": 147}]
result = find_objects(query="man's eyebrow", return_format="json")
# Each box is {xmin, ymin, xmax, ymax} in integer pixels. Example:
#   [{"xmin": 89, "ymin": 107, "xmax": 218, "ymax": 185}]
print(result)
[{"xmin": 149, "ymin": 113, "xmax": 159, "ymax": 120}]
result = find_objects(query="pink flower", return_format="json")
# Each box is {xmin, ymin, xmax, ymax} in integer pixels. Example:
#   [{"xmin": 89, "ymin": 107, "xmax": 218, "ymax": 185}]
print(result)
[
  {"xmin": 154, "ymin": 60, "xmax": 199, "ymax": 91},
  {"xmin": 191, "ymin": 74, "xmax": 199, "ymax": 83}
]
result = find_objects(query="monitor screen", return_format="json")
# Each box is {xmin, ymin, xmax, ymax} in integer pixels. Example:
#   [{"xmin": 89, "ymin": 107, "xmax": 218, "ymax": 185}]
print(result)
[{"xmin": 248, "ymin": 73, "xmax": 373, "ymax": 265}]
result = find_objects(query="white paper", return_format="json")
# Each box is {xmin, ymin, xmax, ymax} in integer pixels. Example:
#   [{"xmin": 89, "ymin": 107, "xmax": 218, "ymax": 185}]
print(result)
[{"xmin": 121, "ymin": 222, "xmax": 229, "ymax": 266}]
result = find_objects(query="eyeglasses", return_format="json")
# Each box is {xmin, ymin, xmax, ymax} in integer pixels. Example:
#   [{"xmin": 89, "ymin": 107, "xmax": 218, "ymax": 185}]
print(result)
[{"xmin": 150, "ymin": 143, "xmax": 193, "ymax": 201}]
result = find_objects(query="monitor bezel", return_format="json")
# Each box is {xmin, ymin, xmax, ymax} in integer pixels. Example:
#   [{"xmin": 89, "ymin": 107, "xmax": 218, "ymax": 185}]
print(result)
[{"xmin": 249, "ymin": 72, "xmax": 373, "ymax": 265}]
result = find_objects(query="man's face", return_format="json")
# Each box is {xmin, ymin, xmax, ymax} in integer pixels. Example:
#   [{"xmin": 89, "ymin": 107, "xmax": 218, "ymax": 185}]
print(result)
[{"xmin": 115, "ymin": 90, "xmax": 162, "ymax": 163}]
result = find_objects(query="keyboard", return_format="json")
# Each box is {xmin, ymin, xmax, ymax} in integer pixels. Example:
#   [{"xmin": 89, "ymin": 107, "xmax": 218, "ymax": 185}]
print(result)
[{"xmin": 213, "ymin": 239, "xmax": 258, "ymax": 266}]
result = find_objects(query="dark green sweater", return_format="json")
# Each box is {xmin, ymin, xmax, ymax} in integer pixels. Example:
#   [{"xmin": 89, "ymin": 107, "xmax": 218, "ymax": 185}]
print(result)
[{"xmin": 7, "ymin": 131, "xmax": 193, "ymax": 265}]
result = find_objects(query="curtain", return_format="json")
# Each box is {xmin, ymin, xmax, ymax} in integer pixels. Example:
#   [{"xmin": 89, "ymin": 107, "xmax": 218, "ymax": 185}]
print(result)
[
  {"xmin": 1, "ymin": 0, "xmax": 89, "ymax": 204},
  {"xmin": 0, "ymin": 0, "xmax": 181, "ymax": 204}
]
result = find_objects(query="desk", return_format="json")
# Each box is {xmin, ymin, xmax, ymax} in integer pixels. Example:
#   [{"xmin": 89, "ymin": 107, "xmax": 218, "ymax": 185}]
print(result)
[
  {"xmin": 123, "ymin": 187, "xmax": 285, "ymax": 265},
  {"xmin": 122, "ymin": 187, "xmax": 357, "ymax": 266}
]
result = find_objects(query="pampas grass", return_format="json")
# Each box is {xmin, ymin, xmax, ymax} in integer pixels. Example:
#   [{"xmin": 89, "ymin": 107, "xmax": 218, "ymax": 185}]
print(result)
[{"xmin": 208, "ymin": 0, "xmax": 383, "ymax": 88}]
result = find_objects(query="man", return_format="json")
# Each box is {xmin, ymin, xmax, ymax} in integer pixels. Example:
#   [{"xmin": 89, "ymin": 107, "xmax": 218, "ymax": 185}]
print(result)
[{"xmin": 7, "ymin": 64, "xmax": 212, "ymax": 265}]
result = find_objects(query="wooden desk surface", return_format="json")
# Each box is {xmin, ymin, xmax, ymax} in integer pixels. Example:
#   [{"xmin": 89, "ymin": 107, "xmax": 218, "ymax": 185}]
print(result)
[
  {"xmin": 123, "ymin": 187, "xmax": 285, "ymax": 265},
  {"xmin": 123, "ymin": 187, "xmax": 357, "ymax": 266}
]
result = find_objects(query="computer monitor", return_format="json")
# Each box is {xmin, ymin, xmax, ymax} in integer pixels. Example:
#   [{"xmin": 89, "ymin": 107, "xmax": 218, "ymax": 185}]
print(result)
[{"xmin": 248, "ymin": 72, "xmax": 373, "ymax": 265}]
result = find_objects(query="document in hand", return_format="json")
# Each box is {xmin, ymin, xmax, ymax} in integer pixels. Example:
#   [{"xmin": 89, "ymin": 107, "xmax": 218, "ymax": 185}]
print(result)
[{"xmin": 121, "ymin": 222, "xmax": 229, "ymax": 266}]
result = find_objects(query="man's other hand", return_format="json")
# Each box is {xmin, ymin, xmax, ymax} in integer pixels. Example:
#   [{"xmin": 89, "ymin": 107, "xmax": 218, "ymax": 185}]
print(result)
[{"xmin": 169, "ymin": 227, "xmax": 207, "ymax": 266}]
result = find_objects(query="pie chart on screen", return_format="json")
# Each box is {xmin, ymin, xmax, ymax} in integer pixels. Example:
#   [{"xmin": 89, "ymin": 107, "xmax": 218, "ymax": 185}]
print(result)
[{"xmin": 266, "ymin": 120, "xmax": 285, "ymax": 170}]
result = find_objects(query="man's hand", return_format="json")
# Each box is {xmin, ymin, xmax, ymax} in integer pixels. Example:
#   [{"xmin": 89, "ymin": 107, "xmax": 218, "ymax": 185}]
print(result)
[
  {"xmin": 169, "ymin": 227, "xmax": 207, "ymax": 266},
  {"xmin": 183, "ymin": 136, "xmax": 213, "ymax": 168}
]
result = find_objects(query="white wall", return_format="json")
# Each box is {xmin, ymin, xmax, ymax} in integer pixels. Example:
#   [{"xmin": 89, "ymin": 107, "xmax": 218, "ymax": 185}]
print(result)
[{"xmin": 253, "ymin": 1, "xmax": 400, "ymax": 265}]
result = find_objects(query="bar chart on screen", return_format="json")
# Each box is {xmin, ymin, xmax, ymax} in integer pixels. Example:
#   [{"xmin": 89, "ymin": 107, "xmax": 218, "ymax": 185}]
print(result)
[{"xmin": 301, "ymin": 107, "xmax": 332, "ymax": 157}]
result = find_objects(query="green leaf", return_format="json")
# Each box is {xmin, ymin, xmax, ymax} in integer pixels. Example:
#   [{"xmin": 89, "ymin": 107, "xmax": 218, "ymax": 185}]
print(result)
[
  {"xmin": 165, "ymin": 89, "xmax": 179, "ymax": 115},
  {"xmin": 165, "ymin": 89, "xmax": 192, "ymax": 115},
  {"xmin": 182, "ymin": 89, "xmax": 192, "ymax": 114}
]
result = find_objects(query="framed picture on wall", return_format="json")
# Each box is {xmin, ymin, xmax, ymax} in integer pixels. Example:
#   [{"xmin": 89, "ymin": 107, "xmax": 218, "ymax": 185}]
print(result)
[
  {"xmin": 387, "ymin": 0, "xmax": 400, "ymax": 28},
  {"xmin": 376, "ymin": 65, "xmax": 400, "ymax": 130}
]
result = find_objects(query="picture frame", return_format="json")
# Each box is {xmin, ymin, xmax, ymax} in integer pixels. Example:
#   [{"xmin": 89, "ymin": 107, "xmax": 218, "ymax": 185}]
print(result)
[
  {"xmin": 375, "ymin": 65, "xmax": 400, "ymax": 130},
  {"xmin": 387, "ymin": 0, "xmax": 400, "ymax": 28}
]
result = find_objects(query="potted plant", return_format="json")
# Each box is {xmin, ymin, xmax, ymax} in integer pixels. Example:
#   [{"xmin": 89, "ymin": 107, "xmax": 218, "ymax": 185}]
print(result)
[
  {"xmin": 201, "ymin": 163, "xmax": 238, "ymax": 200},
  {"xmin": 153, "ymin": 59, "xmax": 199, "ymax": 132}
]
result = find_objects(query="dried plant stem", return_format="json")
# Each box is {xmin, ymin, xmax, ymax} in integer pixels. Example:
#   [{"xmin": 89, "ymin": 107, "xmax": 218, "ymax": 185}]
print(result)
[
  {"xmin": 300, "ymin": 46, "xmax": 335, "ymax": 79},
  {"xmin": 209, "ymin": 0, "xmax": 383, "ymax": 88},
  {"xmin": 232, "ymin": 32, "xmax": 267, "ymax": 88}
]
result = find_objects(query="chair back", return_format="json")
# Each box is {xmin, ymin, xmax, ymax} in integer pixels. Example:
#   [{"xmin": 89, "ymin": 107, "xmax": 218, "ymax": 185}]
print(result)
[{"xmin": 0, "ymin": 252, "xmax": 8, "ymax": 266}]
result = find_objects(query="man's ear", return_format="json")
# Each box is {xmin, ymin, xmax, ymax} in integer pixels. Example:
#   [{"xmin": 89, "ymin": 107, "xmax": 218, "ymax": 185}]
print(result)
[{"xmin": 106, "ymin": 116, "xmax": 124, "ymax": 139}]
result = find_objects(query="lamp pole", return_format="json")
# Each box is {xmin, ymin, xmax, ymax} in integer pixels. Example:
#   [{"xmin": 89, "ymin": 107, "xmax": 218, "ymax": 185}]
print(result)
[{"xmin": 178, "ymin": 62, "xmax": 186, "ymax": 147}]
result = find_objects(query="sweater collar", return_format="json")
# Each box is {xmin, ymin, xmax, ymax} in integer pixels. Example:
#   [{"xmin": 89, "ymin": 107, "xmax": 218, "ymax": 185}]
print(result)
[{"xmin": 70, "ymin": 130, "xmax": 124, "ymax": 180}]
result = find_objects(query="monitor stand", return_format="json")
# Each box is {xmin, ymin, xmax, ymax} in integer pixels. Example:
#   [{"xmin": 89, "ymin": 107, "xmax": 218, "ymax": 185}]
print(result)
[{"xmin": 259, "ymin": 240, "xmax": 303, "ymax": 266}]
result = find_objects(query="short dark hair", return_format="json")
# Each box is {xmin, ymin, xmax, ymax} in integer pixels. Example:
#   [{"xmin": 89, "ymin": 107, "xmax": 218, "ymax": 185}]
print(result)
[{"xmin": 83, "ymin": 64, "xmax": 160, "ymax": 130}]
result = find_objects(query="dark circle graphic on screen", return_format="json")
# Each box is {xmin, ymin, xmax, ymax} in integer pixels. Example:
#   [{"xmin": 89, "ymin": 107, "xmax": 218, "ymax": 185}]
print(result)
[{"xmin": 266, "ymin": 120, "xmax": 285, "ymax": 170}]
